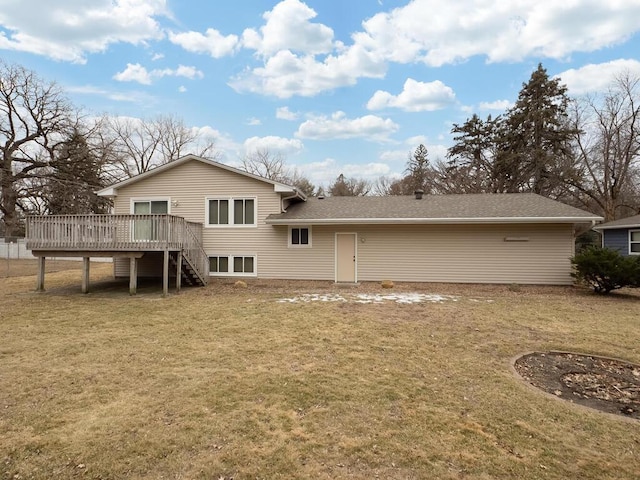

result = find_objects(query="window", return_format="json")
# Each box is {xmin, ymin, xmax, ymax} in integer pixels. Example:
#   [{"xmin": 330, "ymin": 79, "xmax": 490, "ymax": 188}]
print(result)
[
  {"xmin": 206, "ymin": 198, "xmax": 255, "ymax": 226},
  {"xmin": 630, "ymin": 230, "xmax": 640, "ymax": 254},
  {"xmin": 289, "ymin": 226, "xmax": 311, "ymax": 247},
  {"xmin": 132, "ymin": 199, "xmax": 169, "ymax": 241},
  {"xmin": 133, "ymin": 200, "xmax": 168, "ymax": 215},
  {"xmin": 234, "ymin": 199, "xmax": 255, "ymax": 225},
  {"xmin": 209, "ymin": 256, "xmax": 229, "ymax": 273},
  {"xmin": 208, "ymin": 199, "xmax": 229, "ymax": 225},
  {"xmin": 209, "ymin": 255, "xmax": 256, "ymax": 276}
]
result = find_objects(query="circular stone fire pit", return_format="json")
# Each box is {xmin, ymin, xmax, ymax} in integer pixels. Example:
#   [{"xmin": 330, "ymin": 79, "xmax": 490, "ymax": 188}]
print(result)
[{"xmin": 513, "ymin": 351, "xmax": 640, "ymax": 420}]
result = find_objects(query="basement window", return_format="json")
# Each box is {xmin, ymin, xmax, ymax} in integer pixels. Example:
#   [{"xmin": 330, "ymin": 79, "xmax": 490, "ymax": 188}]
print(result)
[{"xmin": 209, "ymin": 255, "xmax": 256, "ymax": 276}]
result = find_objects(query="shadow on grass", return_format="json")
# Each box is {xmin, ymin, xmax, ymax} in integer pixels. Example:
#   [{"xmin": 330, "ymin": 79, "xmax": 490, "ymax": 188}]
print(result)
[{"xmin": 41, "ymin": 276, "xmax": 201, "ymax": 297}]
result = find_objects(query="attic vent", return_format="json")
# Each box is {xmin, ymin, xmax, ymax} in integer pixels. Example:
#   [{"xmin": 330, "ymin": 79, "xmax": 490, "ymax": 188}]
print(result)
[{"xmin": 414, "ymin": 189, "xmax": 424, "ymax": 200}]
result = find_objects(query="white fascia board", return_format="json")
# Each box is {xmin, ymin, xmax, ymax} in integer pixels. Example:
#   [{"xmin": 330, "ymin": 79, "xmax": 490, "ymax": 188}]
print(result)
[
  {"xmin": 97, "ymin": 187, "xmax": 116, "ymax": 197},
  {"xmin": 593, "ymin": 223, "xmax": 640, "ymax": 230},
  {"xmin": 274, "ymin": 184, "xmax": 296, "ymax": 193},
  {"xmin": 266, "ymin": 216, "xmax": 603, "ymax": 225}
]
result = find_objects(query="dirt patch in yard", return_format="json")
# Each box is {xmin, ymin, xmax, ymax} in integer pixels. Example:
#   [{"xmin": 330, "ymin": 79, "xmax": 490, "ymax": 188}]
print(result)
[{"xmin": 514, "ymin": 352, "xmax": 640, "ymax": 420}]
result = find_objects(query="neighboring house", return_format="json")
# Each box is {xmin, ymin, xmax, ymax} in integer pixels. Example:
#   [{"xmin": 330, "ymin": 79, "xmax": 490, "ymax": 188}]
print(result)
[
  {"xmin": 26, "ymin": 155, "xmax": 603, "ymax": 292},
  {"xmin": 592, "ymin": 214, "xmax": 640, "ymax": 257}
]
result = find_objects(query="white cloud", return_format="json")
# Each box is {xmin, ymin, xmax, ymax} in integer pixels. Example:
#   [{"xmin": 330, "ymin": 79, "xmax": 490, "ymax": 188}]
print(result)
[
  {"xmin": 113, "ymin": 63, "xmax": 152, "ymax": 84},
  {"xmin": 243, "ymin": 136, "xmax": 304, "ymax": 156},
  {"xmin": 406, "ymin": 135, "xmax": 428, "ymax": 146},
  {"xmin": 246, "ymin": 117, "xmax": 262, "ymax": 126},
  {"xmin": 276, "ymin": 107, "xmax": 299, "ymax": 121},
  {"xmin": 354, "ymin": 0, "xmax": 640, "ymax": 67},
  {"xmin": 241, "ymin": 0, "xmax": 334, "ymax": 56},
  {"xmin": 295, "ymin": 111, "xmax": 399, "ymax": 141},
  {"xmin": 479, "ymin": 99, "xmax": 512, "ymax": 111},
  {"xmin": 380, "ymin": 149, "xmax": 411, "ymax": 164},
  {"xmin": 367, "ymin": 78, "xmax": 456, "ymax": 112},
  {"xmin": 151, "ymin": 52, "xmax": 164, "ymax": 61},
  {"xmin": 163, "ymin": 64, "xmax": 204, "ymax": 80},
  {"xmin": 168, "ymin": 28, "xmax": 239, "ymax": 58},
  {"xmin": 229, "ymin": 44, "xmax": 385, "ymax": 98},
  {"xmin": 341, "ymin": 162, "xmax": 392, "ymax": 178},
  {"xmin": 0, "ymin": 0, "xmax": 167, "ymax": 63},
  {"xmin": 556, "ymin": 59, "xmax": 640, "ymax": 95},
  {"xmin": 66, "ymin": 84, "xmax": 152, "ymax": 103},
  {"xmin": 178, "ymin": 86, "xmax": 187, "ymax": 93},
  {"xmin": 230, "ymin": 0, "xmax": 640, "ymax": 99},
  {"xmin": 426, "ymin": 144, "xmax": 449, "ymax": 160},
  {"xmin": 113, "ymin": 63, "xmax": 204, "ymax": 84},
  {"xmin": 191, "ymin": 125, "xmax": 241, "ymax": 160}
]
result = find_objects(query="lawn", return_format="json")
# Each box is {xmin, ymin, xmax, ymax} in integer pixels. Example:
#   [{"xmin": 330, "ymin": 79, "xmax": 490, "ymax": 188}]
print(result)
[{"xmin": 1, "ymin": 262, "xmax": 639, "ymax": 479}]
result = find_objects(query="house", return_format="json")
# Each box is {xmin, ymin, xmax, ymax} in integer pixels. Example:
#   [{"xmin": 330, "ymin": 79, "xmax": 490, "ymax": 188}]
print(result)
[
  {"xmin": 592, "ymin": 214, "xmax": 640, "ymax": 256},
  {"xmin": 25, "ymin": 155, "xmax": 603, "ymax": 292}
]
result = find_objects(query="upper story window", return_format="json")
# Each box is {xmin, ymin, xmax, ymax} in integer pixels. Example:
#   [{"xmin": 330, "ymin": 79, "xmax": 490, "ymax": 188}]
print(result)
[
  {"xmin": 630, "ymin": 230, "xmax": 640, "ymax": 254},
  {"xmin": 289, "ymin": 226, "xmax": 311, "ymax": 247},
  {"xmin": 206, "ymin": 198, "xmax": 256, "ymax": 227}
]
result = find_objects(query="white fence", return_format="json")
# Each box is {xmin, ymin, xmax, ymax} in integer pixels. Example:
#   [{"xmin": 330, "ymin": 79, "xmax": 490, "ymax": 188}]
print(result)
[
  {"xmin": 0, "ymin": 238, "xmax": 33, "ymax": 259},
  {"xmin": 0, "ymin": 238, "xmax": 111, "ymax": 262}
]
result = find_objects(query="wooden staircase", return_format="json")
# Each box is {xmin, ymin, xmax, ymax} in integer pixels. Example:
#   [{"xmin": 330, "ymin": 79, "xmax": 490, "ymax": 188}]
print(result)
[{"xmin": 170, "ymin": 252, "xmax": 207, "ymax": 287}]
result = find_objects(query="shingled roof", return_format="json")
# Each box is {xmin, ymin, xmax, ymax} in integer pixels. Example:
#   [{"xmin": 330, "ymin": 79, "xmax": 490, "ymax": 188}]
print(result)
[
  {"xmin": 592, "ymin": 214, "xmax": 640, "ymax": 230},
  {"xmin": 267, "ymin": 193, "xmax": 602, "ymax": 225}
]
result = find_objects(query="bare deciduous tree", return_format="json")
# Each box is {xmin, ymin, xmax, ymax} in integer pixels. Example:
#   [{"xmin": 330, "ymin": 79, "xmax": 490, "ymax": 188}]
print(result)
[
  {"xmin": 241, "ymin": 148, "xmax": 288, "ymax": 182},
  {"xmin": 241, "ymin": 148, "xmax": 315, "ymax": 195},
  {"xmin": 106, "ymin": 114, "xmax": 218, "ymax": 178},
  {"xmin": 328, "ymin": 173, "xmax": 370, "ymax": 196},
  {"xmin": 0, "ymin": 61, "xmax": 74, "ymax": 236},
  {"xmin": 569, "ymin": 73, "xmax": 640, "ymax": 220}
]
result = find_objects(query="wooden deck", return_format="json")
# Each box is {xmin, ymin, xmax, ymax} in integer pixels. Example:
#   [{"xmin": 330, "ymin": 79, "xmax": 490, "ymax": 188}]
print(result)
[{"xmin": 25, "ymin": 215, "xmax": 209, "ymax": 295}]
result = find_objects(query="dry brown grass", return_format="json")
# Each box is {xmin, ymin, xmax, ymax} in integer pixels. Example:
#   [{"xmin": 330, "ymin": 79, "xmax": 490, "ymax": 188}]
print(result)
[
  {"xmin": 1, "ymin": 266, "xmax": 639, "ymax": 479},
  {"xmin": 0, "ymin": 258, "xmax": 103, "ymax": 279}
]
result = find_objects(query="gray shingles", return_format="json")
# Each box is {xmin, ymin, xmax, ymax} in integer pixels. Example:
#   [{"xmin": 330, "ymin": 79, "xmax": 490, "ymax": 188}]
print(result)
[
  {"xmin": 593, "ymin": 214, "xmax": 640, "ymax": 229},
  {"xmin": 267, "ymin": 193, "xmax": 601, "ymax": 223}
]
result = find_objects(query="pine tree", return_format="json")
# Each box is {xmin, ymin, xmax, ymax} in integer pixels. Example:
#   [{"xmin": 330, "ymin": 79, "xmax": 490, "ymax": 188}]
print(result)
[
  {"xmin": 498, "ymin": 63, "xmax": 577, "ymax": 196},
  {"xmin": 446, "ymin": 114, "xmax": 502, "ymax": 193},
  {"xmin": 45, "ymin": 130, "xmax": 111, "ymax": 214},
  {"xmin": 405, "ymin": 144, "xmax": 430, "ymax": 193}
]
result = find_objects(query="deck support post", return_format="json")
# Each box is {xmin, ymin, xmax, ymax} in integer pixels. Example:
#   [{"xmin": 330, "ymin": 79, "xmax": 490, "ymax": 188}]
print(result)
[
  {"xmin": 175, "ymin": 250, "xmax": 182, "ymax": 293},
  {"xmin": 36, "ymin": 256, "xmax": 46, "ymax": 291},
  {"xmin": 163, "ymin": 249, "xmax": 169, "ymax": 297},
  {"xmin": 129, "ymin": 257, "xmax": 138, "ymax": 295},
  {"xmin": 81, "ymin": 257, "xmax": 90, "ymax": 294}
]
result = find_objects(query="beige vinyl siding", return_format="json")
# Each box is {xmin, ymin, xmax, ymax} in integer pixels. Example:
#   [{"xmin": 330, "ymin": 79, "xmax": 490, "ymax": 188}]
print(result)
[
  {"xmin": 112, "ymin": 159, "xmax": 285, "ymax": 278},
  {"xmin": 353, "ymin": 223, "xmax": 574, "ymax": 285},
  {"xmin": 258, "ymin": 223, "xmax": 575, "ymax": 285},
  {"xmin": 258, "ymin": 225, "xmax": 336, "ymax": 280},
  {"xmin": 110, "ymin": 159, "xmax": 576, "ymax": 284}
]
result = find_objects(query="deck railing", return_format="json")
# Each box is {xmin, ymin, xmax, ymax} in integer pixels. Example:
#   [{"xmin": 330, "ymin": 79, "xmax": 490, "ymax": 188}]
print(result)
[{"xmin": 26, "ymin": 214, "xmax": 209, "ymax": 284}]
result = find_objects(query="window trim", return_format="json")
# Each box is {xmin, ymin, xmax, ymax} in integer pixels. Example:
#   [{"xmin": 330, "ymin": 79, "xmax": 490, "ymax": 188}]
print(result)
[
  {"xmin": 129, "ymin": 197, "xmax": 171, "ymax": 215},
  {"xmin": 208, "ymin": 254, "xmax": 257, "ymax": 277},
  {"xmin": 630, "ymin": 229, "xmax": 640, "ymax": 255},
  {"xmin": 288, "ymin": 226, "xmax": 312, "ymax": 248},
  {"xmin": 205, "ymin": 197, "xmax": 257, "ymax": 228}
]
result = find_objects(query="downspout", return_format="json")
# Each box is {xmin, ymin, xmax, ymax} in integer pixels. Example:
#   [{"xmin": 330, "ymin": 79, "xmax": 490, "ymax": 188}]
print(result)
[{"xmin": 280, "ymin": 189, "xmax": 301, "ymax": 213}]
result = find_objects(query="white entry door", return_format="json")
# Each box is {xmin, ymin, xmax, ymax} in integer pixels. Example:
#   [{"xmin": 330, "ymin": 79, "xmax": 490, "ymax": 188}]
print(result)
[{"xmin": 335, "ymin": 233, "xmax": 356, "ymax": 282}]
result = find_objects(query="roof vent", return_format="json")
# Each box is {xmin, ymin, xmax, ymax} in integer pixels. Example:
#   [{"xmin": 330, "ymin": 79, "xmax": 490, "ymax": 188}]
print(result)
[{"xmin": 414, "ymin": 189, "xmax": 424, "ymax": 200}]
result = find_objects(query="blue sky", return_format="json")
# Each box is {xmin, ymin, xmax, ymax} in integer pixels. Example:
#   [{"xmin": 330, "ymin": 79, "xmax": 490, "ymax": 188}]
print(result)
[{"xmin": 1, "ymin": 0, "xmax": 640, "ymax": 187}]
